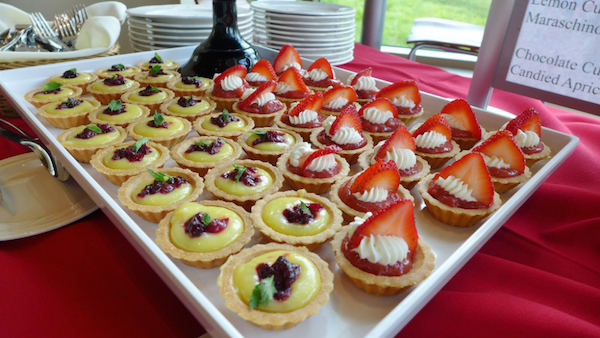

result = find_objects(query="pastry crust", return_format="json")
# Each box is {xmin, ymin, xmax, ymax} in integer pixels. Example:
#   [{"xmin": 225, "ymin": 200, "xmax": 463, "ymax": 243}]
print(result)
[
  {"xmin": 274, "ymin": 113, "xmax": 322, "ymax": 142},
  {"xmin": 193, "ymin": 112, "xmax": 255, "ymax": 139},
  {"xmin": 204, "ymin": 159, "xmax": 284, "ymax": 210},
  {"xmin": 276, "ymin": 152, "xmax": 350, "ymax": 195},
  {"xmin": 238, "ymin": 128, "xmax": 303, "ymax": 165},
  {"xmin": 397, "ymin": 107, "xmax": 425, "ymax": 127},
  {"xmin": 156, "ymin": 200, "xmax": 254, "ymax": 268},
  {"xmin": 524, "ymin": 141, "xmax": 552, "ymax": 167},
  {"xmin": 88, "ymin": 103, "xmax": 151, "ymax": 128},
  {"xmin": 133, "ymin": 70, "xmax": 181, "ymax": 88},
  {"xmin": 37, "ymin": 97, "xmax": 101, "ymax": 129},
  {"xmin": 319, "ymin": 102, "xmax": 362, "ymax": 117},
  {"xmin": 166, "ymin": 77, "xmax": 213, "ymax": 97},
  {"xmin": 417, "ymin": 173, "xmax": 502, "ymax": 227},
  {"xmin": 205, "ymin": 88, "xmax": 241, "ymax": 112},
  {"xmin": 117, "ymin": 167, "xmax": 204, "ymax": 223},
  {"xmin": 330, "ymin": 175, "xmax": 415, "ymax": 223},
  {"xmin": 217, "ymin": 243, "xmax": 334, "ymax": 330},
  {"xmin": 358, "ymin": 146, "xmax": 431, "ymax": 190},
  {"xmin": 57, "ymin": 125, "xmax": 127, "ymax": 162},
  {"xmin": 309, "ymin": 128, "xmax": 374, "ymax": 165},
  {"xmin": 232, "ymin": 101, "xmax": 287, "ymax": 128},
  {"xmin": 331, "ymin": 230, "xmax": 435, "ymax": 296},
  {"xmin": 170, "ymin": 136, "xmax": 243, "ymax": 176},
  {"xmin": 86, "ymin": 79, "xmax": 141, "ymax": 105},
  {"xmin": 121, "ymin": 87, "xmax": 175, "ymax": 112},
  {"xmin": 414, "ymin": 140, "xmax": 461, "ymax": 169},
  {"xmin": 90, "ymin": 140, "xmax": 170, "ymax": 186},
  {"xmin": 25, "ymin": 85, "xmax": 83, "ymax": 108},
  {"xmin": 250, "ymin": 190, "xmax": 343, "ymax": 250},
  {"xmin": 159, "ymin": 96, "xmax": 217, "ymax": 122},
  {"xmin": 126, "ymin": 115, "xmax": 192, "ymax": 149}
]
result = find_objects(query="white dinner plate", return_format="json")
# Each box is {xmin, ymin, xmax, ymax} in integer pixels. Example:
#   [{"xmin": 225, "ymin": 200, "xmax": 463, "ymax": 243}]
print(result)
[
  {"xmin": 253, "ymin": 22, "xmax": 356, "ymax": 35},
  {"xmin": 251, "ymin": 1, "xmax": 355, "ymax": 17},
  {"xmin": 128, "ymin": 25, "xmax": 211, "ymax": 37},
  {"xmin": 256, "ymin": 16, "xmax": 355, "ymax": 27},
  {"xmin": 0, "ymin": 153, "xmax": 97, "ymax": 241},
  {"xmin": 127, "ymin": 16, "xmax": 252, "ymax": 29},
  {"xmin": 254, "ymin": 38, "xmax": 354, "ymax": 51},
  {"xmin": 127, "ymin": 4, "xmax": 252, "ymax": 22},
  {"xmin": 252, "ymin": 31, "xmax": 355, "ymax": 44}
]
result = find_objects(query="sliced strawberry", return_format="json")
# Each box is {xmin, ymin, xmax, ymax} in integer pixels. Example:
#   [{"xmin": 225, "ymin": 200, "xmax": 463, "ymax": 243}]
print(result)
[
  {"xmin": 328, "ymin": 105, "xmax": 362, "ymax": 135},
  {"xmin": 472, "ymin": 130, "xmax": 526, "ymax": 172},
  {"xmin": 412, "ymin": 114, "xmax": 452, "ymax": 141},
  {"xmin": 505, "ymin": 107, "xmax": 542, "ymax": 137},
  {"xmin": 307, "ymin": 58, "xmax": 334, "ymax": 79},
  {"xmin": 348, "ymin": 199, "xmax": 418, "ymax": 251},
  {"xmin": 350, "ymin": 160, "xmax": 401, "ymax": 193},
  {"xmin": 323, "ymin": 85, "xmax": 358, "ymax": 107},
  {"xmin": 301, "ymin": 144, "xmax": 341, "ymax": 172},
  {"xmin": 248, "ymin": 59, "xmax": 277, "ymax": 81},
  {"xmin": 440, "ymin": 99, "xmax": 482, "ymax": 139},
  {"xmin": 238, "ymin": 80, "xmax": 277, "ymax": 109},
  {"xmin": 374, "ymin": 125, "xmax": 415, "ymax": 160},
  {"xmin": 288, "ymin": 91, "xmax": 324, "ymax": 116},
  {"xmin": 214, "ymin": 64, "xmax": 247, "ymax": 85},
  {"xmin": 435, "ymin": 152, "xmax": 494, "ymax": 207},
  {"xmin": 376, "ymin": 80, "xmax": 421, "ymax": 105},
  {"xmin": 273, "ymin": 44, "xmax": 302, "ymax": 75},
  {"xmin": 358, "ymin": 97, "xmax": 398, "ymax": 119},
  {"xmin": 350, "ymin": 67, "xmax": 373, "ymax": 86},
  {"xmin": 277, "ymin": 67, "xmax": 310, "ymax": 93}
]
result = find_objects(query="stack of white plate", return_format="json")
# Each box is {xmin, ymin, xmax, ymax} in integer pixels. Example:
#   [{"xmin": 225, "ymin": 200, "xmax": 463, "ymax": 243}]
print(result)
[
  {"xmin": 251, "ymin": 1, "xmax": 356, "ymax": 65},
  {"xmin": 126, "ymin": 3, "xmax": 253, "ymax": 52}
]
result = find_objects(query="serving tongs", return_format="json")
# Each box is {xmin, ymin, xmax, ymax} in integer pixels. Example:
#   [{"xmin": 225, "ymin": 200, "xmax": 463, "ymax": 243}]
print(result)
[{"xmin": 0, "ymin": 118, "xmax": 69, "ymax": 181}]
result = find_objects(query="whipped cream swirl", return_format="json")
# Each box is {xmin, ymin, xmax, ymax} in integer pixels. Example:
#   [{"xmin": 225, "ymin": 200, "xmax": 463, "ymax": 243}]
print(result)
[
  {"xmin": 289, "ymin": 142, "xmax": 337, "ymax": 171},
  {"xmin": 514, "ymin": 129, "xmax": 540, "ymax": 148},
  {"xmin": 414, "ymin": 131, "xmax": 447, "ymax": 149},
  {"xmin": 282, "ymin": 62, "xmax": 302, "ymax": 73},
  {"xmin": 219, "ymin": 75, "xmax": 243, "ymax": 91},
  {"xmin": 481, "ymin": 154, "xmax": 511, "ymax": 169},
  {"xmin": 306, "ymin": 68, "xmax": 329, "ymax": 81},
  {"xmin": 442, "ymin": 113, "xmax": 465, "ymax": 129},
  {"xmin": 351, "ymin": 75, "xmax": 377, "ymax": 91},
  {"xmin": 382, "ymin": 147, "xmax": 417, "ymax": 170},
  {"xmin": 391, "ymin": 96, "xmax": 416, "ymax": 109},
  {"xmin": 274, "ymin": 81, "xmax": 292, "ymax": 94},
  {"xmin": 323, "ymin": 116, "xmax": 363, "ymax": 145},
  {"xmin": 362, "ymin": 106, "xmax": 393, "ymax": 124},
  {"xmin": 245, "ymin": 72, "xmax": 268, "ymax": 83},
  {"xmin": 240, "ymin": 88, "xmax": 275, "ymax": 106},
  {"xmin": 289, "ymin": 110, "xmax": 318, "ymax": 125},
  {"xmin": 434, "ymin": 175, "xmax": 477, "ymax": 202},
  {"xmin": 352, "ymin": 187, "xmax": 389, "ymax": 203},
  {"xmin": 325, "ymin": 97, "xmax": 349, "ymax": 110}
]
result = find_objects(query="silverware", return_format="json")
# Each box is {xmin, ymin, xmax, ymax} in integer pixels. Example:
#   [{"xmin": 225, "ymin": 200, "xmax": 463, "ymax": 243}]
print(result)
[
  {"xmin": 29, "ymin": 12, "xmax": 73, "ymax": 52},
  {"xmin": 68, "ymin": 4, "xmax": 88, "ymax": 33},
  {"xmin": 54, "ymin": 14, "xmax": 77, "ymax": 47},
  {"xmin": 0, "ymin": 118, "xmax": 69, "ymax": 181}
]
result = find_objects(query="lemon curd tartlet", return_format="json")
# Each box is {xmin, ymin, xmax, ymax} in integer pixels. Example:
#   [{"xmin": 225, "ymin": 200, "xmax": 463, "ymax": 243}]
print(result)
[
  {"xmin": 218, "ymin": 243, "xmax": 334, "ymax": 330},
  {"xmin": 25, "ymin": 82, "xmax": 83, "ymax": 108},
  {"xmin": 133, "ymin": 65, "xmax": 181, "ymax": 88},
  {"xmin": 47, "ymin": 68, "xmax": 98, "ymax": 94},
  {"xmin": 88, "ymin": 99, "xmax": 151, "ymax": 127},
  {"xmin": 238, "ymin": 128, "xmax": 302, "ymax": 165},
  {"xmin": 156, "ymin": 200, "xmax": 254, "ymax": 268},
  {"xmin": 170, "ymin": 136, "xmax": 243, "ymax": 175},
  {"xmin": 167, "ymin": 76, "xmax": 213, "ymax": 97},
  {"xmin": 193, "ymin": 110, "xmax": 254, "ymax": 139},
  {"xmin": 37, "ymin": 97, "xmax": 101, "ymax": 129},
  {"xmin": 95, "ymin": 63, "xmax": 142, "ymax": 79},
  {"xmin": 159, "ymin": 95, "xmax": 216, "ymax": 122},
  {"xmin": 127, "ymin": 112, "xmax": 191, "ymax": 149},
  {"xmin": 121, "ymin": 85, "xmax": 175, "ymax": 112},
  {"xmin": 57, "ymin": 123, "xmax": 127, "ymax": 162},
  {"xmin": 86, "ymin": 74, "xmax": 141, "ymax": 105}
]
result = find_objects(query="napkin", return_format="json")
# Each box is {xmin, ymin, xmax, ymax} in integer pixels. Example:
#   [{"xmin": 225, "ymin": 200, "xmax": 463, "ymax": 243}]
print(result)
[{"xmin": 0, "ymin": 2, "xmax": 126, "ymax": 63}]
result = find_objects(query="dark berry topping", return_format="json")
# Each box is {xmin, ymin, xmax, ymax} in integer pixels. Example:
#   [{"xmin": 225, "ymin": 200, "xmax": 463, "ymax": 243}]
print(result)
[
  {"xmin": 137, "ymin": 176, "xmax": 189, "ymax": 198},
  {"xmin": 61, "ymin": 69, "xmax": 78, "ymax": 79},
  {"xmin": 256, "ymin": 255, "xmax": 301, "ymax": 301},
  {"xmin": 75, "ymin": 124, "xmax": 115, "ymax": 139},
  {"xmin": 107, "ymin": 64, "xmax": 125, "ymax": 71},
  {"xmin": 112, "ymin": 143, "xmax": 151, "ymax": 162},
  {"xmin": 185, "ymin": 138, "xmax": 224, "ymax": 155},
  {"xmin": 182, "ymin": 76, "xmax": 202, "ymax": 87},
  {"xmin": 282, "ymin": 201, "xmax": 323, "ymax": 225},
  {"xmin": 184, "ymin": 212, "xmax": 228, "ymax": 237},
  {"xmin": 40, "ymin": 82, "xmax": 62, "ymax": 94},
  {"xmin": 104, "ymin": 100, "xmax": 126, "ymax": 115},
  {"xmin": 148, "ymin": 54, "xmax": 163, "ymax": 64},
  {"xmin": 177, "ymin": 96, "xmax": 200, "ymax": 107},
  {"xmin": 251, "ymin": 130, "xmax": 286, "ymax": 146},
  {"xmin": 103, "ymin": 74, "xmax": 126, "ymax": 86},
  {"xmin": 148, "ymin": 65, "xmax": 166, "ymax": 77},
  {"xmin": 57, "ymin": 98, "xmax": 83, "ymax": 109},
  {"xmin": 221, "ymin": 165, "xmax": 262, "ymax": 186},
  {"xmin": 147, "ymin": 119, "xmax": 168, "ymax": 129},
  {"xmin": 139, "ymin": 85, "xmax": 161, "ymax": 96},
  {"xmin": 211, "ymin": 111, "xmax": 239, "ymax": 128}
]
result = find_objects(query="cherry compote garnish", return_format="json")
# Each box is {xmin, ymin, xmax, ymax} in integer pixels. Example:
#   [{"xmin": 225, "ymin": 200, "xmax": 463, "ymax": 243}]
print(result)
[
  {"xmin": 104, "ymin": 74, "xmax": 126, "ymax": 86},
  {"xmin": 221, "ymin": 165, "xmax": 262, "ymax": 186},
  {"xmin": 75, "ymin": 124, "xmax": 115, "ymax": 139},
  {"xmin": 112, "ymin": 143, "xmax": 151, "ymax": 162},
  {"xmin": 256, "ymin": 255, "xmax": 301, "ymax": 301},
  {"xmin": 137, "ymin": 176, "xmax": 188, "ymax": 198},
  {"xmin": 182, "ymin": 76, "xmax": 202, "ymax": 87},
  {"xmin": 177, "ymin": 96, "xmax": 200, "ymax": 107},
  {"xmin": 147, "ymin": 119, "xmax": 168, "ymax": 128},
  {"xmin": 139, "ymin": 85, "xmax": 161, "ymax": 96},
  {"xmin": 56, "ymin": 98, "xmax": 83, "ymax": 109},
  {"xmin": 61, "ymin": 69, "xmax": 78, "ymax": 78},
  {"xmin": 283, "ymin": 202, "xmax": 323, "ymax": 224},
  {"xmin": 211, "ymin": 112, "xmax": 239, "ymax": 128},
  {"xmin": 185, "ymin": 138, "xmax": 223, "ymax": 155},
  {"xmin": 104, "ymin": 105, "xmax": 125, "ymax": 115},
  {"xmin": 252, "ymin": 130, "xmax": 286, "ymax": 146},
  {"xmin": 184, "ymin": 212, "xmax": 228, "ymax": 237},
  {"xmin": 107, "ymin": 64, "xmax": 125, "ymax": 71}
]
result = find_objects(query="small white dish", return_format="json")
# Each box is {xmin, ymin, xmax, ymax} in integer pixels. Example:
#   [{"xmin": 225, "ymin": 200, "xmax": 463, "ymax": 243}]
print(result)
[
  {"xmin": 251, "ymin": 1, "xmax": 355, "ymax": 17},
  {"xmin": 0, "ymin": 153, "xmax": 97, "ymax": 241}
]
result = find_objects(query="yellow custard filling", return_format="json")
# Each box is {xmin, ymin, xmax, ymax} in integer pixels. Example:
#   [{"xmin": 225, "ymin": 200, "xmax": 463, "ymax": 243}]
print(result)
[
  {"xmin": 96, "ymin": 104, "xmax": 144, "ymax": 122},
  {"xmin": 233, "ymin": 250, "xmax": 321, "ymax": 313},
  {"xmin": 246, "ymin": 132, "xmax": 296, "ymax": 151},
  {"xmin": 215, "ymin": 167, "xmax": 273, "ymax": 196},
  {"xmin": 167, "ymin": 99, "xmax": 211, "ymax": 115},
  {"xmin": 91, "ymin": 79, "xmax": 137, "ymax": 92},
  {"xmin": 201, "ymin": 114, "xmax": 247, "ymax": 132},
  {"xmin": 169, "ymin": 203, "xmax": 244, "ymax": 253},
  {"xmin": 131, "ymin": 177, "xmax": 193, "ymax": 206},
  {"xmin": 127, "ymin": 90, "xmax": 170, "ymax": 103},
  {"xmin": 133, "ymin": 116, "xmax": 185, "ymax": 137},
  {"xmin": 62, "ymin": 126, "xmax": 121, "ymax": 146},
  {"xmin": 262, "ymin": 197, "xmax": 330, "ymax": 236},
  {"xmin": 103, "ymin": 145, "xmax": 161, "ymax": 169},
  {"xmin": 43, "ymin": 100, "xmax": 95, "ymax": 115},
  {"xmin": 33, "ymin": 87, "xmax": 76, "ymax": 100},
  {"xmin": 140, "ymin": 60, "xmax": 178, "ymax": 69},
  {"xmin": 182, "ymin": 142, "xmax": 234, "ymax": 162},
  {"xmin": 174, "ymin": 79, "xmax": 211, "ymax": 91},
  {"xmin": 138, "ymin": 72, "xmax": 177, "ymax": 83},
  {"xmin": 49, "ymin": 73, "xmax": 93, "ymax": 85},
  {"xmin": 99, "ymin": 67, "xmax": 140, "ymax": 77}
]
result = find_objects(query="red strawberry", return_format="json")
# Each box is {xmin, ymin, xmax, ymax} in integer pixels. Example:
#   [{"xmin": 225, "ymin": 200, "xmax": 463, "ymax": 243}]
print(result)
[
  {"xmin": 349, "ymin": 160, "xmax": 401, "ymax": 194},
  {"xmin": 505, "ymin": 107, "xmax": 542, "ymax": 137},
  {"xmin": 288, "ymin": 91, "xmax": 324, "ymax": 116},
  {"xmin": 412, "ymin": 114, "xmax": 452, "ymax": 141},
  {"xmin": 214, "ymin": 64, "xmax": 247, "ymax": 85},
  {"xmin": 350, "ymin": 67, "xmax": 373, "ymax": 86},
  {"xmin": 435, "ymin": 152, "xmax": 494, "ymax": 207},
  {"xmin": 248, "ymin": 59, "xmax": 277, "ymax": 81},
  {"xmin": 440, "ymin": 99, "xmax": 482, "ymax": 139},
  {"xmin": 273, "ymin": 44, "xmax": 302, "ymax": 75},
  {"xmin": 348, "ymin": 199, "xmax": 418, "ymax": 251},
  {"xmin": 472, "ymin": 130, "xmax": 526, "ymax": 172},
  {"xmin": 307, "ymin": 58, "xmax": 334, "ymax": 79},
  {"xmin": 301, "ymin": 145, "xmax": 341, "ymax": 172},
  {"xmin": 323, "ymin": 85, "xmax": 358, "ymax": 107},
  {"xmin": 358, "ymin": 97, "xmax": 398, "ymax": 119},
  {"xmin": 376, "ymin": 80, "xmax": 421, "ymax": 105},
  {"xmin": 277, "ymin": 67, "xmax": 310, "ymax": 93},
  {"xmin": 328, "ymin": 105, "xmax": 362, "ymax": 135},
  {"xmin": 238, "ymin": 80, "xmax": 276, "ymax": 109},
  {"xmin": 374, "ymin": 125, "xmax": 415, "ymax": 160}
]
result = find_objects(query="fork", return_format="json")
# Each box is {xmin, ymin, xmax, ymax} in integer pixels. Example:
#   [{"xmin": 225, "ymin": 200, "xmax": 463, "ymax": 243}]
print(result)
[
  {"xmin": 53, "ymin": 14, "xmax": 77, "ymax": 46},
  {"xmin": 68, "ymin": 4, "xmax": 88, "ymax": 33},
  {"xmin": 29, "ymin": 12, "xmax": 71, "ymax": 51}
]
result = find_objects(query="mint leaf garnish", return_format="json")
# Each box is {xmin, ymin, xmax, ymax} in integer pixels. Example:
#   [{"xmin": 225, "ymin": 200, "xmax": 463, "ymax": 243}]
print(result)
[
  {"xmin": 221, "ymin": 109, "xmax": 231, "ymax": 122},
  {"xmin": 195, "ymin": 140, "xmax": 211, "ymax": 147},
  {"xmin": 153, "ymin": 111, "xmax": 165, "ymax": 127},
  {"xmin": 132, "ymin": 137, "xmax": 150, "ymax": 152},
  {"xmin": 232, "ymin": 164, "xmax": 246, "ymax": 183},
  {"xmin": 108, "ymin": 99, "xmax": 123, "ymax": 111},
  {"xmin": 153, "ymin": 52, "xmax": 162, "ymax": 63},
  {"xmin": 249, "ymin": 275, "xmax": 275, "ymax": 309},
  {"xmin": 42, "ymin": 82, "xmax": 62, "ymax": 91},
  {"xmin": 86, "ymin": 124, "xmax": 102, "ymax": 134},
  {"xmin": 146, "ymin": 168, "xmax": 171, "ymax": 183},
  {"xmin": 149, "ymin": 65, "xmax": 162, "ymax": 75},
  {"xmin": 69, "ymin": 68, "xmax": 77, "ymax": 73},
  {"xmin": 250, "ymin": 130, "xmax": 267, "ymax": 135},
  {"xmin": 299, "ymin": 201, "xmax": 312, "ymax": 216},
  {"xmin": 202, "ymin": 212, "xmax": 211, "ymax": 227},
  {"xmin": 112, "ymin": 64, "xmax": 125, "ymax": 70}
]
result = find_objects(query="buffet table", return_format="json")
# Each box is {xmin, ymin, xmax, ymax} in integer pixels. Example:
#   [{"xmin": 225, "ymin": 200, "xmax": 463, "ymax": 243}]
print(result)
[{"xmin": 1, "ymin": 43, "xmax": 599, "ymax": 337}]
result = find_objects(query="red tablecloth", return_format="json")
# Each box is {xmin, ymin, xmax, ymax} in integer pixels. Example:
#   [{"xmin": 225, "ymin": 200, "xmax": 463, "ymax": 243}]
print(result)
[{"xmin": 2, "ymin": 43, "xmax": 599, "ymax": 337}]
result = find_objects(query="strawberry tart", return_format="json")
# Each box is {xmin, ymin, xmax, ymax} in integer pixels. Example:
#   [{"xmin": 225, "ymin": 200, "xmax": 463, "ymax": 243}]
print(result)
[
  {"xmin": 206, "ymin": 65, "xmax": 250, "ymax": 111},
  {"xmin": 232, "ymin": 80, "xmax": 286, "ymax": 127},
  {"xmin": 346, "ymin": 67, "xmax": 379, "ymax": 104},
  {"xmin": 376, "ymin": 80, "xmax": 424, "ymax": 126},
  {"xmin": 272, "ymin": 44, "xmax": 305, "ymax": 77},
  {"xmin": 439, "ymin": 99, "xmax": 484, "ymax": 150},
  {"xmin": 245, "ymin": 59, "xmax": 277, "ymax": 88},
  {"xmin": 503, "ymin": 107, "xmax": 552, "ymax": 166},
  {"xmin": 319, "ymin": 85, "xmax": 360, "ymax": 117},
  {"xmin": 275, "ymin": 91, "xmax": 327, "ymax": 141},
  {"xmin": 302, "ymin": 58, "xmax": 341, "ymax": 92},
  {"xmin": 411, "ymin": 114, "xmax": 460, "ymax": 169},
  {"xmin": 358, "ymin": 97, "xmax": 403, "ymax": 143},
  {"xmin": 274, "ymin": 67, "xmax": 313, "ymax": 108}
]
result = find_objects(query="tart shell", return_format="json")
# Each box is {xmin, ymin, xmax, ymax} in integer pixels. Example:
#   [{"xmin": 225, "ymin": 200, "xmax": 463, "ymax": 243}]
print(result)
[
  {"xmin": 309, "ymin": 128, "xmax": 373, "ymax": 165},
  {"xmin": 37, "ymin": 97, "xmax": 101, "ymax": 129},
  {"xmin": 276, "ymin": 152, "xmax": 350, "ymax": 195},
  {"xmin": 358, "ymin": 146, "xmax": 431, "ymax": 190},
  {"xmin": 57, "ymin": 125, "xmax": 127, "ymax": 162},
  {"xmin": 159, "ymin": 96, "xmax": 217, "ymax": 122},
  {"xmin": 170, "ymin": 136, "xmax": 243, "ymax": 176},
  {"xmin": 238, "ymin": 128, "xmax": 303, "ymax": 165},
  {"xmin": 126, "ymin": 115, "xmax": 192, "ymax": 149},
  {"xmin": 232, "ymin": 101, "xmax": 287, "ymax": 128},
  {"xmin": 193, "ymin": 112, "xmax": 255, "ymax": 139}
]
